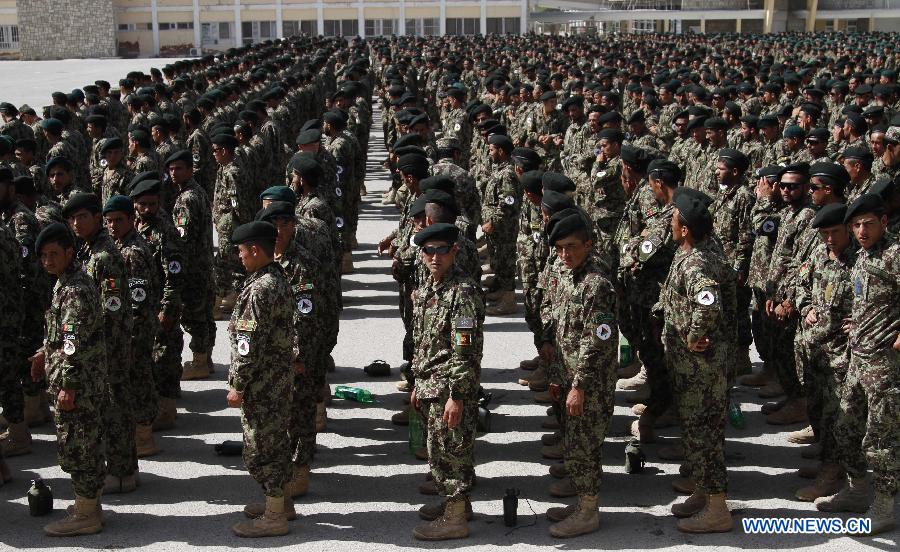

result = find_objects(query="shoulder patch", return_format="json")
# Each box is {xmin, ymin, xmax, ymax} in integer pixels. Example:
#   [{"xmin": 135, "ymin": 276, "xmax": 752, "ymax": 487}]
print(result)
[
  {"xmin": 234, "ymin": 319, "xmax": 257, "ymax": 332},
  {"xmin": 696, "ymin": 289, "xmax": 716, "ymax": 306},
  {"xmin": 455, "ymin": 316, "xmax": 474, "ymax": 329}
]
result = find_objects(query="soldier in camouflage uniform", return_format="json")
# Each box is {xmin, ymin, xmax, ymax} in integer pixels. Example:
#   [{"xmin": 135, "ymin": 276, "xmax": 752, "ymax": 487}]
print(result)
[
  {"xmin": 33, "ymin": 223, "xmax": 107, "ymax": 536},
  {"xmin": 0, "ymin": 214, "xmax": 23, "ymax": 458},
  {"xmin": 481, "ymin": 135, "xmax": 521, "ymax": 314},
  {"xmin": 323, "ymin": 110, "xmax": 358, "ymax": 273},
  {"xmin": 540, "ymin": 212, "xmax": 618, "ymax": 538},
  {"xmin": 226, "ymin": 221, "xmax": 294, "ymax": 538},
  {"xmin": 521, "ymin": 91, "xmax": 567, "ymax": 172},
  {"xmin": 816, "ymin": 194, "xmax": 900, "ymax": 536},
  {"xmin": 183, "ymin": 109, "xmax": 215, "ymax": 199},
  {"xmin": 585, "ymin": 129, "xmax": 627, "ymax": 267},
  {"xmin": 444, "ymin": 89, "xmax": 472, "ymax": 169},
  {"xmin": 431, "ymin": 137, "xmax": 480, "ymax": 237},
  {"xmin": 103, "ymin": 195, "xmax": 161, "ymax": 458},
  {"xmin": 410, "ymin": 223, "xmax": 484, "ymax": 541},
  {"xmin": 98, "ymin": 138, "xmax": 133, "ymax": 204},
  {"xmin": 658, "ymin": 187, "xmax": 736, "ymax": 534}
]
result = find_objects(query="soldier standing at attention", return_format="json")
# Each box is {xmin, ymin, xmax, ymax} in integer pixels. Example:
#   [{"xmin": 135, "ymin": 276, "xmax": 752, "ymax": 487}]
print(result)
[
  {"xmin": 410, "ymin": 223, "xmax": 484, "ymax": 541},
  {"xmin": 226, "ymin": 221, "xmax": 294, "ymax": 538},
  {"xmin": 541, "ymin": 212, "xmax": 618, "ymax": 538},
  {"xmin": 481, "ymin": 134, "xmax": 521, "ymax": 314},
  {"xmin": 32, "ymin": 223, "xmax": 107, "ymax": 536},
  {"xmin": 658, "ymin": 187, "xmax": 736, "ymax": 534}
]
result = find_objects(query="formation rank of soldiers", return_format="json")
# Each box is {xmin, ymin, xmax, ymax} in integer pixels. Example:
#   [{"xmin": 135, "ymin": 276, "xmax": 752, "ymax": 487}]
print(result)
[{"xmin": 0, "ymin": 30, "xmax": 898, "ymax": 541}]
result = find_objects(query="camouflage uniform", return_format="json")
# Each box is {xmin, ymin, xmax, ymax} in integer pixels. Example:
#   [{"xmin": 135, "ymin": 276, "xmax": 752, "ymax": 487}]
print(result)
[
  {"xmin": 412, "ymin": 268, "xmax": 485, "ymax": 500},
  {"xmin": 0, "ymin": 223, "xmax": 23, "ymax": 427},
  {"xmin": 228, "ymin": 261, "xmax": 294, "ymax": 498},
  {"xmin": 100, "ymin": 165, "xmax": 134, "ymax": 205},
  {"xmin": 45, "ymin": 265, "xmax": 107, "ymax": 498},
  {"xmin": 584, "ymin": 155, "xmax": 626, "ymax": 265},
  {"xmin": 481, "ymin": 160, "xmax": 521, "ymax": 292},
  {"xmin": 186, "ymin": 129, "xmax": 215, "ymax": 199},
  {"xmin": 657, "ymin": 238, "xmax": 736, "ymax": 494},
  {"xmin": 213, "ymin": 161, "xmax": 255, "ymax": 297},
  {"xmin": 517, "ymin": 200, "xmax": 550, "ymax": 347},
  {"xmin": 431, "ymin": 158, "xmax": 481, "ymax": 232},
  {"xmin": 747, "ymin": 195, "xmax": 782, "ymax": 373}
]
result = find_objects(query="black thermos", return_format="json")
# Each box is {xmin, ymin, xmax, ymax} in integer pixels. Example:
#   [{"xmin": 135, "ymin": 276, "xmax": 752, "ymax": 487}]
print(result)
[{"xmin": 503, "ymin": 488, "xmax": 519, "ymax": 527}]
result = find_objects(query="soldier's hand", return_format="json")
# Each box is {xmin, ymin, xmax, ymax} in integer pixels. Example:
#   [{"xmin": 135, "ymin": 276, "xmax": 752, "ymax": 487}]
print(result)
[
  {"xmin": 410, "ymin": 389, "xmax": 419, "ymax": 412},
  {"xmin": 378, "ymin": 236, "xmax": 393, "ymax": 255},
  {"xmin": 481, "ymin": 222, "xmax": 493, "ymax": 234},
  {"xmin": 765, "ymin": 299, "xmax": 776, "ymax": 317},
  {"xmin": 293, "ymin": 360, "xmax": 305, "ymax": 374},
  {"xmin": 688, "ymin": 336, "xmax": 711, "ymax": 353},
  {"xmin": 894, "ymin": 333, "xmax": 900, "ymax": 351},
  {"xmin": 782, "ymin": 300, "xmax": 795, "ymax": 319},
  {"xmin": 804, "ymin": 308, "xmax": 818, "ymax": 327},
  {"xmin": 842, "ymin": 318, "xmax": 853, "ymax": 335},
  {"xmin": 29, "ymin": 351, "xmax": 46, "ymax": 382},
  {"xmin": 443, "ymin": 397, "xmax": 463, "ymax": 429},
  {"xmin": 549, "ymin": 383, "xmax": 561, "ymax": 401},
  {"xmin": 566, "ymin": 388, "xmax": 584, "ymax": 417},
  {"xmin": 57, "ymin": 389, "xmax": 76, "ymax": 411},
  {"xmin": 226, "ymin": 389, "xmax": 243, "ymax": 408}
]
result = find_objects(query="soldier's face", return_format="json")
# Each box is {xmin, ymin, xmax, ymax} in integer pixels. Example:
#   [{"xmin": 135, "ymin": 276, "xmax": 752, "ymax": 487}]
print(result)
[
  {"xmin": 68, "ymin": 209, "xmax": 101, "ymax": 240},
  {"xmin": 841, "ymin": 158, "xmax": 861, "ymax": 180},
  {"xmin": 715, "ymin": 161, "xmax": 737, "ymax": 187},
  {"xmin": 104, "ymin": 148, "xmax": 124, "ymax": 168},
  {"xmin": 817, "ymin": 224, "xmax": 851, "ymax": 253},
  {"xmin": 421, "ymin": 240, "xmax": 457, "ymax": 279},
  {"xmin": 40, "ymin": 242, "xmax": 74, "ymax": 276},
  {"xmin": 588, "ymin": 113, "xmax": 601, "ymax": 133},
  {"xmin": 134, "ymin": 195, "xmax": 160, "ymax": 219},
  {"xmin": 238, "ymin": 243, "xmax": 269, "ymax": 272},
  {"xmin": 779, "ymin": 174, "xmax": 807, "ymax": 203},
  {"xmin": 849, "ymin": 213, "xmax": 887, "ymax": 250},
  {"xmin": 554, "ymin": 235, "xmax": 591, "ymax": 270},
  {"xmin": 104, "ymin": 211, "xmax": 133, "ymax": 240},
  {"xmin": 272, "ymin": 217, "xmax": 296, "ymax": 250},
  {"xmin": 168, "ymin": 160, "xmax": 192, "ymax": 185},
  {"xmin": 48, "ymin": 167, "xmax": 71, "ymax": 191},
  {"xmin": 671, "ymin": 211, "xmax": 688, "ymax": 244},
  {"xmin": 870, "ymin": 133, "xmax": 885, "ymax": 157}
]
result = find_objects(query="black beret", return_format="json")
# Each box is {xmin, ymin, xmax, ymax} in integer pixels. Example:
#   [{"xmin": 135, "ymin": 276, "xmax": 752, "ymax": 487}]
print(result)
[
  {"xmin": 409, "ymin": 194, "xmax": 428, "ymax": 218},
  {"xmin": 296, "ymin": 128, "xmax": 322, "ymax": 145},
  {"xmin": 446, "ymin": 88, "xmax": 466, "ymax": 100},
  {"xmin": 85, "ymin": 114, "xmax": 107, "ymax": 127},
  {"xmin": 703, "ymin": 117, "xmax": 728, "ymax": 130},
  {"xmin": 672, "ymin": 187, "xmax": 713, "ymax": 228},
  {"xmin": 561, "ymin": 96, "xmax": 583, "ymax": 110},
  {"xmin": 259, "ymin": 186, "xmax": 296, "ymax": 205},
  {"xmin": 870, "ymin": 176, "xmax": 896, "ymax": 199},
  {"xmin": 35, "ymin": 222, "xmax": 74, "ymax": 254},
  {"xmin": 45, "ymin": 156, "xmax": 73, "ymax": 172},
  {"xmin": 757, "ymin": 115, "xmax": 779, "ymax": 128},
  {"xmin": 256, "ymin": 201, "xmax": 295, "ymax": 222},
  {"xmin": 541, "ymin": 172, "xmax": 576, "ymax": 193},
  {"xmin": 807, "ymin": 127, "xmax": 829, "ymax": 142},
  {"xmin": 413, "ymin": 222, "xmax": 459, "ymax": 246},
  {"xmin": 164, "ymin": 149, "xmax": 193, "ymax": 168},
  {"xmin": 841, "ymin": 145, "xmax": 874, "ymax": 165},
  {"xmin": 597, "ymin": 111, "xmax": 622, "ymax": 125},
  {"xmin": 211, "ymin": 133, "xmax": 238, "ymax": 149},
  {"xmin": 323, "ymin": 110, "xmax": 346, "ymax": 127},
  {"xmin": 290, "ymin": 154, "xmax": 322, "ymax": 179},
  {"xmin": 129, "ymin": 179, "xmax": 161, "ymax": 199},
  {"xmin": 778, "ymin": 162, "xmax": 810, "ymax": 179},
  {"xmin": 102, "ymin": 194, "xmax": 134, "ymax": 216},
  {"xmin": 129, "ymin": 129, "xmax": 152, "ymax": 149},
  {"xmin": 232, "ymin": 221, "xmax": 277, "ymax": 244},
  {"xmin": 40, "ymin": 118, "xmax": 64, "ymax": 134},
  {"xmin": 686, "ymin": 116, "xmax": 708, "ymax": 132},
  {"xmin": 509, "ymin": 148, "xmax": 539, "ymax": 172},
  {"xmin": 598, "ymin": 128, "xmax": 624, "ymax": 142},
  {"xmin": 419, "ymin": 175, "xmax": 455, "ymax": 195},
  {"xmin": 844, "ymin": 193, "xmax": 885, "ymax": 223},
  {"xmin": 487, "ymin": 134, "xmax": 513, "ymax": 153},
  {"xmin": 393, "ymin": 145, "xmax": 427, "ymax": 158},
  {"xmin": 397, "ymin": 153, "xmax": 430, "ymax": 172},
  {"xmin": 620, "ymin": 145, "xmax": 652, "ymax": 171},
  {"xmin": 99, "ymin": 137, "xmax": 124, "ymax": 155},
  {"xmin": 15, "ymin": 138, "xmax": 36, "ymax": 152},
  {"xmin": 626, "ymin": 110, "xmax": 646, "ymax": 124},
  {"xmin": 393, "ymin": 133, "xmax": 422, "ymax": 150},
  {"xmin": 648, "ymin": 159, "xmax": 682, "ymax": 184},
  {"xmin": 408, "ymin": 113, "xmax": 429, "ymax": 128},
  {"xmin": 740, "ymin": 115, "xmax": 758, "ymax": 128},
  {"xmin": 810, "ymin": 162, "xmax": 849, "ymax": 188},
  {"xmin": 539, "ymin": 91, "xmax": 556, "ymax": 102},
  {"xmin": 521, "ymin": 170, "xmax": 545, "ymax": 195},
  {"xmin": 423, "ymin": 189, "xmax": 457, "ymax": 213},
  {"xmin": 62, "ymin": 192, "xmax": 102, "ymax": 217},
  {"xmin": 548, "ymin": 212, "xmax": 588, "ymax": 246},
  {"xmin": 811, "ymin": 203, "xmax": 847, "ymax": 229},
  {"xmin": 718, "ymin": 148, "xmax": 750, "ymax": 172},
  {"xmin": 783, "ymin": 125, "xmax": 807, "ymax": 139},
  {"xmin": 540, "ymin": 189, "xmax": 575, "ymax": 214},
  {"xmin": 12, "ymin": 175, "xmax": 35, "ymax": 195}
]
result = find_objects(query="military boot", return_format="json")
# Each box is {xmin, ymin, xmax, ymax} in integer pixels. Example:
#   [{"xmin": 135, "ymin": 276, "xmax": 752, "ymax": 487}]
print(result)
[
  {"xmin": 0, "ymin": 422, "xmax": 32, "ymax": 457},
  {"xmin": 481, "ymin": 274, "xmax": 496, "ymax": 289},
  {"xmin": 630, "ymin": 417, "xmax": 655, "ymax": 443},
  {"xmin": 340, "ymin": 252, "xmax": 355, "ymax": 274},
  {"xmin": 617, "ymin": 365, "xmax": 647, "ymax": 391},
  {"xmin": 739, "ymin": 360, "xmax": 774, "ymax": 387},
  {"xmin": 796, "ymin": 464, "xmax": 820, "ymax": 479},
  {"xmin": 486, "ymin": 291, "xmax": 516, "ymax": 316},
  {"xmin": 672, "ymin": 477, "xmax": 695, "ymax": 494},
  {"xmin": 541, "ymin": 432, "xmax": 560, "ymax": 446},
  {"xmin": 787, "ymin": 424, "xmax": 817, "ymax": 444},
  {"xmin": 549, "ymin": 462, "xmax": 568, "ymax": 479},
  {"xmin": 672, "ymin": 490, "xmax": 708, "ymax": 518},
  {"xmin": 518, "ymin": 364, "xmax": 546, "ymax": 387},
  {"xmin": 631, "ymin": 403, "xmax": 647, "ymax": 416},
  {"xmin": 549, "ymin": 478, "xmax": 577, "ymax": 498},
  {"xmin": 413, "ymin": 498, "xmax": 469, "ymax": 540},
  {"xmin": 181, "ymin": 351, "xmax": 210, "ymax": 380},
  {"xmin": 527, "ymin": 366, "xmax": 549, "ymax": 391},
  {"xmin": 381, "ymin": 188, "xmax": 396, "ymax": 206},
  {"xmin": 766, "ymin": 397, "xmax": 807, "ymax": 425},
  {"xmin": 520, "ymin": 356, "xmax": 540, "ymax": 370},
  {"xmin": 135, "ymin": 424, "xmax": 160, "ymax": 457},
  {"xmin": 418, "ymin": 478, "xmax": 438, "ymax": 495},
  {"xmin": 541, "ymin": 443, "xmax": 564, "ymax": 460},
  {"xmin": 546, "ymin": 502, "xmax": 577, "ymax": 522},
  {"xmin": 315, "ymin": 402, "xmax": 327, "ymax": 432},
  {"xmin": 152, "ymin": 397, "xmax": 177, "ymax": 431},
  {"xmin": 533, "ymin": 390, "xmax": 553, "ymax": 404},
  {"xmin": 796, "ymin": 463, "xmax": 844, "ymax": 502},
  {"xmin": 103, "ymin": 473, "xmax": 137, "ymax": 494},
  {"xmin": 418, "ymin": 498, "xmax": 473, "ymax": 521},
  {"xmin": 549, "ymin": 494, "xmax": 599, "ymax": 538},
  {"xmin": 391, "ymin": 408, "xmax": 409, "ymax": 426},
  {"xmin": 232, "ymin": 495, "xmax": 290, "ymax": 537},
  {"xmin": 24, "ymin": 393, "xmax": 51, "ymax": 427},
  {"xmin": 815, "ymin": 476, "xmax": 872, "ymax": 513},
  {"xmin": 676, "ymin": 493, "xmax": 733, "ymax": 533},
  {"xmin": 285, "ymin": 464, "xmax": 310, "ymax": 498},
  {"xmin": 757, "ymin": 381, "xmax": 785, "ymax": 399},
  {"xmin": 863, "ymin": 492, "xmax": 896, "ymax": 536},
  {"xmin": 244, "ymin": 497, "xmax": 298, "ymax": 521},
  {"xmin": 44, "ymin": 495, "xmax": 103, "ymax": 536}
]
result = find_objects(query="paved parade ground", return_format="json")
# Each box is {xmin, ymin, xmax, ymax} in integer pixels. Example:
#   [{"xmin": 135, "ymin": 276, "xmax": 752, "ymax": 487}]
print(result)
[{"xmin": 0, "ymin": 59, "xmax": 896, "ymax": 552}]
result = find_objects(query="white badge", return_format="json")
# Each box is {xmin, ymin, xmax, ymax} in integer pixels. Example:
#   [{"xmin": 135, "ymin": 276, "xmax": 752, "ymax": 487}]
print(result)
[
  {"xmin": 105, "ymin": 296, "xmax": 122, "ymax": 312},
  {"xmin": 131, "ymin": 287, "xmax": 146, "ymax": 302},
  {"xmin": 335, "ymin": 216, "xmax": 344, "ymax": 229},
  {"xmin": 177, "ymin": 226, "xmax": 186, "ymax": 238},
  {"xmin": 237, "ymin": 335, "xmax": 250, "ymax": 356},
  {"xmin": 63, "ymin": 339, "xmax": 76, "ymax": 355},
  {"xmin": 597, "ymin": 170, "xmax": 607, "ymax": 178},
  {"xmin": 336, "ymin": 165, "xmax": 344, "ymax": 176},
  {"xmin": 454, "ymin": 123, "xmax": 461, "ymax": 132},
  {"xmin": 596, "ymin": 323, "xmax": 612, "ymax": 340},
  {"xmin": 556, "ymin": 103, "xmax": 562, "ymax": 111},
  {"xmin": 20, "ymin": 245, "xmax": 28, "ymax": 258},
  {"xmin": 640, "ymin": 240, "xmax": 653, "ymax": 254},
  {"xmin": 504, "ymin": 195, "xmax": 515, "ymax": 205},
  {"xmin": 193, "ymin": 153, "xmax": 201, "ymax": 163},
  {"xmin": 697, "ymin": 290, "xmax": 716, "ymax": 305},
  {"xmin": 762, "ymin": 220, "xmax": 775, "ymax": 233},
  {"xmin": 335, "ymin": 186, "xmax": 343, "ymax": 197},
  {"xmin": 533, "ymin": 231, "xmax": 542, "ymax": 243},
  {"xmin": 409, "ymin": 235, "xmax": 417, "ymax": 247},
  {"xmin": 168, "ymin": 260, "xmax": 182, "ymax": 274},
  {"xmin": 100, "ymin": 158, "xmax": 108, "ymax": 168},
  {"xmin": 297, "ymin": 297, "xmax": 313, "ymax": 314}
]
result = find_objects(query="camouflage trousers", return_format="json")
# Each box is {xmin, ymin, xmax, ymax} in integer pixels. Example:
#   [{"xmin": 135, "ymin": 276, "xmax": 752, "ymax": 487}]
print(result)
[
  {"xmin": 750, "ymin": 290, "xmax": 778, "ymax": 363},
  {"xmin": 562, "ymin": 385, "xmax": 616, "ymax": 496},
  {"xmin": 132, "ymin": 335, "xmax": 159, "ymax": 426},
  {"xmin": 55, "ymin": 398, "xmax": 105, "ymax": 499},
  {"xmin": 795, "ymin": 336, "xmax": 849, "ymax": 465},
  {"xmin": 736, "ymin": 285, "xmax": 752, "ymax": 348},
  {"xmin": 666, "ymin": 339, "xmax": 728, "ymax": 494},
  {"xmin": 104, "ymin": 380, "xmax": 138, "ymax": 477},
  {"xmin": 770, "ymin": 315, "xmax": 801, "ymax": 399},
  {"xmin": 214, "ymin": 220, "xmax": 246, "ymax": 297},
  {"xmin": 834, "ymin": 348, "xmax": 900, "ymax": 495},
  {"xmin": 485, "ymin": 226, "xmax": 517, "ymax": 293},
  {"xmin": 242, "ymin": 388, "xmax": 292, "ymax": 498},
  {"xmin": 289, "ymin": 369, "xmax": 319, "ymax": 467},
  {"xmin": 516, "ymin": 262, "xmax": 543, "ymax": 348},
  {"xmin": 425, "ymin": 395, "xmax": 478, "ymax": 500},
  {"xmin": 181, "ymin": 275, "xmax": 216, "ymax": 355},
  {"xmin": 153, "ymin": 314, "xmax": 185, "ymax": 399},
  {"xmin": 399, "ymin": 279, "xmax": 415, "ymax": 362},
  {"xmin": 623, "ymin": 303, "xmax": 670, "ymax": 418}
]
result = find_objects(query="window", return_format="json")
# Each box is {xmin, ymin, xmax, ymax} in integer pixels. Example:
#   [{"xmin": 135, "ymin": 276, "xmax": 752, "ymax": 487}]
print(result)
[
  {"xmin": 118, "ymin": 23, "xmax": 133, "ymax": 31},
  {"xmin": 632, "ymin": 19, "xmax": 655, "ymax": 33},
  {"xmin": 365, "ymin": 19, "xmax": 395, "ymax": 36},
  {"xmin": 159, "ymin": 22, "xmax": 173, "ymax": 31},
  {"xmin": 201, "ymin": 22, "xmax": 233, "ymax": 45},
  {"xmin": 446, "ymin": 18, "xmax": 478, "ymax": 35},
  {"xmin": 0, "ymin": 25, "xmax": 19, "ymax": 50},
  {"xmin": 486, "ymin": 17, "xmax": 520, "ymax": 35},
  {"xmin": 300, "ymin": 20, "xmax": 316, "ymax": 35},
  {"xmin": 323, "ymin": 19, "xmax": 358, "ymax": 37},
  {"xmin": 177, "ymin": 22, "xmax": 194, "ymax": 30},
  {"xmin": 219, "ymin": 22, "xmax": 231, "ymax": 39},
  {"xmin": 284, "ymin": 19, "xmax": 316, "ymax": 37},
  {"xmin": 405, "ymin": 18, "xmax": 439, "ymax": 37}
]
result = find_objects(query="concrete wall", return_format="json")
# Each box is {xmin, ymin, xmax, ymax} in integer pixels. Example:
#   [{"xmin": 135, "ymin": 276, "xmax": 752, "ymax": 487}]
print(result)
[{"xmin": 17, "ymin": 0, "xmax": 116, "ymax": 60}]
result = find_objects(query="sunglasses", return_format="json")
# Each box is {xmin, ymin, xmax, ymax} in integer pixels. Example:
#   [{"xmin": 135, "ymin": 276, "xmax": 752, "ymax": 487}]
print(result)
[
  {"xmin": 780, "ymin": 182, "xmax": 805, "ymax": 191},
  {"xmin": 421, "ymin": 245, "xmax": 452, "ymax": 256},
  {"xmin": 808, "ymin": 183, "xmax": 829, "ymax": 191}
]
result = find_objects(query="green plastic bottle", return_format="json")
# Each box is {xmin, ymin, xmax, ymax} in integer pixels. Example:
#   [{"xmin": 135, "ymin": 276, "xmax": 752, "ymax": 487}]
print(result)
[
  {"xmin": 334, "ymin": 385, "xmax": 374, "ymax": 403},
  {"xmin": 728, "ymin": 399, "xmax": 746, "ymax": 429},
  {"xmin": 408, "ymin": 408, "xmax": 425, "ymax": 455},
  {"xmin": 619, "ymin": 334, "xmax": 633, "ymax": 367}
]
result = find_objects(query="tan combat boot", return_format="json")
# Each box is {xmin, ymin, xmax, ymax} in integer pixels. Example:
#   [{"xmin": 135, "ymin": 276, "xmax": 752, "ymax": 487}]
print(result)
[
  {"xmin": 617, "ymin": 365, "xmax": 648, "ymax": 391},
  {"xmin": 757, "ymin": 381, "xmax": 785, "ymax": 399},
  {"xmin": 863, "ymin": 492, "xmax": 896, "ymax": 536},
  {"xmin": 340, "ymin": 252, "xmax": 355, "ymax": 274},
  {"xmin": 815, "ymin": 476, "xmax": 872, "ymax": 513},
  {"xmin": 631, "ymin": 403, "xmax": 647, "ymax": 416},
  {"xmin": 419, "ymin": 498, "xmax": 473, "ymax": 521},
  {"xmin": 24, "ymin": 393, "xmax": 51, "ymax": 427},
  {"xmin": 527, "ymin": 366, "xmax": 549, "ymax": 392},
  {"xmin": 244, "ymin": 497, "xmax": 298, "ymax": 521},
  {"xmin": 413, "ymin": 497, "xmax": 469, "ymax": 540},
  {"xmin": 44, "ymin": 495, "xmax": 103, "ymax": 536},
  {"xmin": 672, "ymin": 477, "xmax": 696, "ymax": 494},
  {"xmin": 518, "ymin": 364, "xmax": 546, "ymax": 387},
  {"xmin": 672, "ymin": 491, "xmax": 708, "ymax": 518},
  {"xmin": 676, "ymin": 493, "xmax": 733, "ymax": 533},
  {"xmin": 285, "ymin": 464, "xmax": 310, "ymax": 498},
  {"xmin": 739, "ymin": 360, "xmax": 774, "ymax": 387},
  {"xmin": 549, "ymin": 478, "xmax": 577, "ymax": 498},
  {"xmin": 787, "ymin": 424, "xmax": 817, "ymax": 444},
  {"xmin": 232, "ymin": 494, "xmax": 290, "ymax": 537},
  {"xmin": 103, "ymin": 473, "xmax": 137, "ymax": 494},
  {"xmin": 766, "ymin": 397, "xmax": 808, "ymax": 425},
  {"xmin": 135, "ymin": 424, "xmax": 160, "ymax": 457},
  {"xmin": 533, "ymin": 390, "xmax": 553, "ymax": 404},
  {"xmin": 0, "ymin": 422, "xmax": 32, "ymax": 457},
  {"xmin": 546, "ymin": 502, "xmax": 577, "ymax": 522},
  {"xmin": 541, "ymin": 432, "xmax": 560, "ymax": 446},
  {"xmin": 181, "ymin": 351, "xmax": 210, "ymax": 381},
  {"xmin": 486, "ymin": 291, "xmax": 517, "ymax": 316},
  {"xmin": 152, "ymin": 397, "xmax": 177, "ymax": 431},
  {"xmin": 796, "ymin": 463, "xmax": 844, "ymax": 502},
  {"xmin": 541, "ymin": 442, "xmax": 564, "ymax": 460},
  {"xmin": 549, "ymin": 494, "xmax": 599, "ymax": 538},
  {"xmin": 315, "ymin": 401, "xmax": 327, "ymax": 432}
]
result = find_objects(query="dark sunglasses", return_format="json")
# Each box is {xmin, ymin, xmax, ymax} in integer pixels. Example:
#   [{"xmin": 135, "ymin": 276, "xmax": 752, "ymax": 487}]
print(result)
[
  {"xmin": 421, "ymin": 245, "xmax": 452, "ymax": 256},
  {"xmin": 781, "ymin": 182, "xmax": 805, "ymax": 191}
]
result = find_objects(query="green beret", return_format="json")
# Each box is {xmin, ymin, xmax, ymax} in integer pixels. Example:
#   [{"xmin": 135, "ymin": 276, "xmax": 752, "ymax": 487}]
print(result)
[
  {"xmin": 538, "ymin": 90, "xmax": 556, "ymax": 102},
  {"xmin": 232, "ymin": 221, "xmax": 277, "ymax": 244},
  {"xmin": 45, "ymin": 156, "xmax": 73, "ymax": 172},
  {"xmin": 844, "ymin": 193, "xmax": 886, "ymax": 223},
  {"xmin": 757, "ymin": 115, "xmax": 779, "ymax": 128},
  {"xmin": 323, "ymin": 109, "xmax": 346, "ymax": 127},
  {"xmin": 100, "ymin": 137, "xmax": 124, "ymax": 155},
  {"xmin": 35, "ymin": 222, "xmax": 74, "ymax": 254},
  {"xmin": 259, "ymin": 186, "xmax": 296, "ymax": 204},
  {"xmin": 296, "ymin": 129, "xmax": 322, "ymax": 145},
  {"xmin": 811, "ymin": 203, "xmax": 847, "ymax": 229},
  {"xmin": 419, "ymin": 175, "xmax": 455, "ymax": 195},
  {"xmin": 62, "ymin": 192, "xmax": 102, "ymax": 217},
  {"xmin": 413, "ymin": 222, "xmax": 459, "ymax": 246},
  {"xmin": 40, "ymin": 118, "xmax": 64, "ymax": 134},
  {"xmin": 521, "ymin": 170, "xmax": 545, "ymax": 195},
  {"xmin": 129, "ymin": 179, "xmax": 161, "ymax": 199},
  {"xmin": 129, "ymin": 129, "xmax": 152, "ymax": 149},
  {"xmin": 542, "ymin": 172, "xmax": 576, "ymax": 193},
  {"xmin": 548, "ymin": 212, "xmax": 588, "ymax": 246},
  {"xmin": 598, "ymin": 128, "xmax": 625, "ymax": 142},
  {"xmin": 165, "ymin": 149, "xmax": 194, "ymax": 167},
  {"xmin": 783, "ymin": 125, "xmax": 807, "ymax": 139},
  {"xmin": 255, "ymin": 201, "xmax": 295, "ymax": 222},
  {"xmin": 409, "ymin": 194, "xmax": 428, "ymax": 218},
  {"xmin": 102, "ymin": 194, "xmax": 134, "ymax": 216}
]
